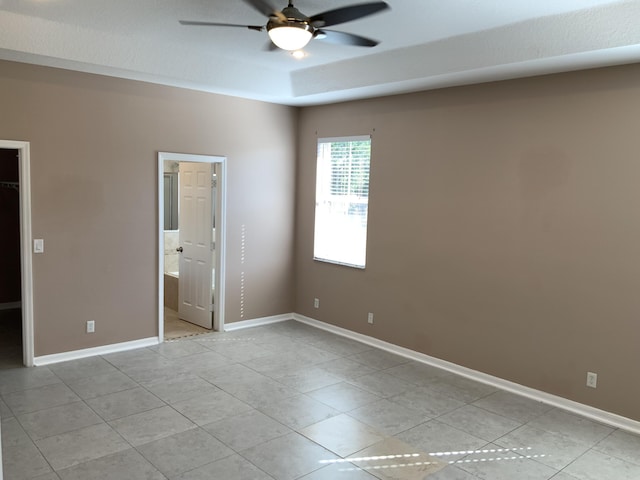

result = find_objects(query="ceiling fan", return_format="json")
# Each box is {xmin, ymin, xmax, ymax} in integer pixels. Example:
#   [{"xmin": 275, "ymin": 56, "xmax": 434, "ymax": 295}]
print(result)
[{"xmin": 180, "ymin": 0, "xmax": 390, "ymax": 52}]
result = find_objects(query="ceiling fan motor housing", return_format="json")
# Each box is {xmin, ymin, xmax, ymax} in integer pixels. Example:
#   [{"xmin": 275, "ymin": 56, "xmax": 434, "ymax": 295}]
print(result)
[{"xmin": 267, "ymin": 4, "xmax": 314, "ymax": 33}]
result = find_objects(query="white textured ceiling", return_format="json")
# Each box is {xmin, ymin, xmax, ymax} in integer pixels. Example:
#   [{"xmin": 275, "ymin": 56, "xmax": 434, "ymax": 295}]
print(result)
[{"xmin": 0, "ymin": 0, "xmax": 639, "ymax": 105}]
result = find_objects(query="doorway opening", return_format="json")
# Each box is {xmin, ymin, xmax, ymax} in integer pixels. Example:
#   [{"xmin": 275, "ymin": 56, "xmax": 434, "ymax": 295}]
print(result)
[
  {"xmin": 0, "ymin": 141, "xmax": 34, "ymax": 367},
  {"xmin": 158, "ymin": 152, "xmax": 226, "ymax": 342},
  {"xmin": 0, "ymin": 149, "xmax": 22, "ymax": 368}
]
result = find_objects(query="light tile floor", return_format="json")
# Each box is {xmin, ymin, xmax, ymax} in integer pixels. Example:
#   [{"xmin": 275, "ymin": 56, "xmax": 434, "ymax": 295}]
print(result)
[{"xmin": 1, "ymin": 320, "xmax": 639, "ymax": 479}]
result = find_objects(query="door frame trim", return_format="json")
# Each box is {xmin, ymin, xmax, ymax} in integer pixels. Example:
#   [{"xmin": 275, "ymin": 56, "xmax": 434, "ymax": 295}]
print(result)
[
  {"xmin": 157, "ymin": 152, "xmax": 227, "ymax": 340},
  {"xmin": 0, "ymin": 140, "xmax": 34, "ymax": 367}
]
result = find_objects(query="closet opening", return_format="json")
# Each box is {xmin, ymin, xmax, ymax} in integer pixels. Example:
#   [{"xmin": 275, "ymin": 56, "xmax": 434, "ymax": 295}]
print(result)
[{"xmin": 0, "ymin": 148, "xmax": 23, "ymax": 369}]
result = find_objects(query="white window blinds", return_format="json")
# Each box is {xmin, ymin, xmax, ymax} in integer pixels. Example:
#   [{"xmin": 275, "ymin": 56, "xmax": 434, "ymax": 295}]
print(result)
[{"xmin": 314, "ymin": 135, "xmax": 371, "ymax": 268}]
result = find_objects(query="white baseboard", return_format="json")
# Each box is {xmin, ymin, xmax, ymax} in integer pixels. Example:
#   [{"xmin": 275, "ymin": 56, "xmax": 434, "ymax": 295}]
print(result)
[
  {"xmin": 293, "ymin": 313, "xmax": 640, "ymax": 435},
  {"xmin": 0, "ymin": 301, "xmax": 21, "ymax": 311},
  {"xmin": 224, "ymin": 313, "xmax": 293, "ymax": 331},
  {"xmin": 33, "ymin": 337, "xmax": 160, "ymax": 366}
]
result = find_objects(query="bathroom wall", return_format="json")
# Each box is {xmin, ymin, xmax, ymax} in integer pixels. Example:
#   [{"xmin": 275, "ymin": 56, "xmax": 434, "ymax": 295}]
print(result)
[{"xmin": 163, "ymin": 231, "xmax": 179, "ymax": 274}]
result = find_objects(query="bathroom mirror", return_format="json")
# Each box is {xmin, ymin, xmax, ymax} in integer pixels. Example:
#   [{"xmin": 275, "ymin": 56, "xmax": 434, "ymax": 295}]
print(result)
[{"xmin": 163, "ymin": 172, "xmax": 178, "ymax": 230}]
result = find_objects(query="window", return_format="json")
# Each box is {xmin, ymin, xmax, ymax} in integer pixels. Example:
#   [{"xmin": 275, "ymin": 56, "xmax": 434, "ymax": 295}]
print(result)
[{"xmin": 314, "ymin": 135, "xmax": 371, "ymax": 268}]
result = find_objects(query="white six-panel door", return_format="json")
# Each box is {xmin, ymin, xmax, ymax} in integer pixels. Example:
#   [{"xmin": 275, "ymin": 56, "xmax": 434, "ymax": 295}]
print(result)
[{"xmin": 178, "ymin": 162, "xmax": 213, "ymax": 329}]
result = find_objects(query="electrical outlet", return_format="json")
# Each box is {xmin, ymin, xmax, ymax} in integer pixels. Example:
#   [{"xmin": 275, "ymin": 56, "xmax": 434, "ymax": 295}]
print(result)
[
  {"xmin": 86, "ymin": 320, "xmax": 95, "ymax": 333},
  {"xmin": 586, "ymin": 371, "xmax": 597, "ymax": 388},
  {"xmin": 368, "ymin": 312, "xmax": 374, "ymax": 324},
  {"xmin": 314, "ymin": 298, "xmax": 320, "ymax": 309}
]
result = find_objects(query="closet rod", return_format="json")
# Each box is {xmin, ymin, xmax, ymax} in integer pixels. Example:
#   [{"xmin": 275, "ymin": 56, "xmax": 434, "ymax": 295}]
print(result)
[{"xmin": 0, "ymin": 181, "xmax": 19, "ymax": 190}]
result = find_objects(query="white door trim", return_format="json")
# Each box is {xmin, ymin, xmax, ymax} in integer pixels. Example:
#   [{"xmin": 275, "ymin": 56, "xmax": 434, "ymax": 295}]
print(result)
[
  {"xmin": 158, "ymin": 152, "xmax": 227, "ymax": 341},
  {"xmin": 0, "ymin": 140, "xmax": 34, "ymax": 367}
]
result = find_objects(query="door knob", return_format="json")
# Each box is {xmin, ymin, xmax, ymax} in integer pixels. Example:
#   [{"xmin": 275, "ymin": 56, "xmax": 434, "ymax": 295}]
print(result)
[{"xmin": 176, "ymin": 247, "xmax": 183, "ymax": 253}]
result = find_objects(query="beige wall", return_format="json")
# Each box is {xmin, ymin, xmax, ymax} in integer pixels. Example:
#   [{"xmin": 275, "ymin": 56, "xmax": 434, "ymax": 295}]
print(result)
[
  {"xmin": 2, "ymin": 57, "xmax": 639, "ymax": 422},
  {"xmin": 295, "ymin": 64, "xmax": 640, "ymax": 421},
  {"xmin": 0, "ymin": 60, "xmax": 296, "ymax": 356}
]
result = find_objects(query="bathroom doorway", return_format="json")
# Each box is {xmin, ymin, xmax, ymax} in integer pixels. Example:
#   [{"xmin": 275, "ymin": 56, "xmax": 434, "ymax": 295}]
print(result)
[{"xmin": 158, "ymin": 152, "xmax": 226, "ymax": 341}]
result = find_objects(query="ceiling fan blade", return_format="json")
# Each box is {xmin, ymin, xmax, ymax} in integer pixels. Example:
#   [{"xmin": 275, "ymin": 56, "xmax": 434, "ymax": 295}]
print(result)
[
  {"xmin": 242, "ymin": 0, "xmax": 286, "ymax": 21},
  {"xmin": 315, "ymin": 29, "xmax": 379, "ymax": 47},
  {"xmin": 309, "ymin": 2, "xmax": 389, "ymax": 28},
  {"xmin": 179, "ymin": 20, "xmax": 264, "ymax": 31}
]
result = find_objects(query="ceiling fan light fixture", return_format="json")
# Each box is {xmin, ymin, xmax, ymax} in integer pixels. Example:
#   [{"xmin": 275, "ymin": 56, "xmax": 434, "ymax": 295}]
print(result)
[{"xmin": 268, "ymin": 24, "xmax": 313, "ymax": 51}]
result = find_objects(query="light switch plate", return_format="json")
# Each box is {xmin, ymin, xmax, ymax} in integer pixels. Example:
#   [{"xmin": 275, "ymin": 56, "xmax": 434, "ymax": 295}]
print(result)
[{"xmin": 33, "ymin": 239, "xmax": 44, "ymax": 253}]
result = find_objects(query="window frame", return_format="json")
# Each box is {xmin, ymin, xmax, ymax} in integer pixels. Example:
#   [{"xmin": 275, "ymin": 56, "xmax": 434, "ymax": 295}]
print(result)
[{"xmin": 313, "ymin": 135, "xmax": 372, "ymax": 269}]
